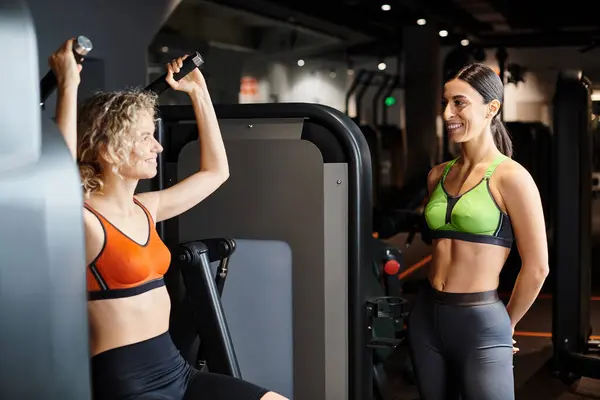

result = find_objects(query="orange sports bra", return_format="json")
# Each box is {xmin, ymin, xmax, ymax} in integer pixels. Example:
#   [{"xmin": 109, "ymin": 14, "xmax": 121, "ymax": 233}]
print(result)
[{"xmin": 84, "ymin": 198, "xmax": 171, "ymax": 301}]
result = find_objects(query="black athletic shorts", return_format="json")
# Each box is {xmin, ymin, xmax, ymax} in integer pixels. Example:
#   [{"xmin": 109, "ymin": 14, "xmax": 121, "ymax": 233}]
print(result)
[{"xmin": 91, "ymin": 331, "xmax": 269, "ymax": 400}]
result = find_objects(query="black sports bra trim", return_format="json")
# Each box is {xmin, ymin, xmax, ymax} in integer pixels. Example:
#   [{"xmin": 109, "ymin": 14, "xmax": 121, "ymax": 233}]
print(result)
[
  {"xmin": 89, "ymin": 262, "xmax": 108, "ymax": 291},
  {"xmin": 87, "ymin": 278, "xmax": 165, "ymax": 301},
  {"xmin": 429, "ymin": 230, "xmax": 513, "ymax": 248},
  {"xmin": 83, "ymin": 200, "xmax": 151, "ymax": 247}
]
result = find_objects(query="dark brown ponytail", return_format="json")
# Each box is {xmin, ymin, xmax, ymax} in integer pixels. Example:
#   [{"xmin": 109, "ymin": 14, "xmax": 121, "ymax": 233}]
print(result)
[
  {"xmin": 491, "ymin": 117, "xmax": 513, "ymax": 158},
  {"xmin": 453, "ymin": 63, "xmax": 513, "ymax": 158}
]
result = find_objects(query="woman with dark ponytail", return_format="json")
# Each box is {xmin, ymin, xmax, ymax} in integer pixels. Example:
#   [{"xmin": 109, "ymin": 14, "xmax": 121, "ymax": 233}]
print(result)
[
  {"xmin": 409, "ymin": 63, "xmax": 549, "ymax": 399},
  {"xmin": 491, "ymin": 116, "xmax": 513, "ymax": 157}
]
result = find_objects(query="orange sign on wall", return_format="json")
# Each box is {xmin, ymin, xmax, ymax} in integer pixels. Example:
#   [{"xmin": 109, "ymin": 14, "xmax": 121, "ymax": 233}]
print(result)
[{"xmin": 240, "ymin": 76, "xmax": 258, "ymax": 95}]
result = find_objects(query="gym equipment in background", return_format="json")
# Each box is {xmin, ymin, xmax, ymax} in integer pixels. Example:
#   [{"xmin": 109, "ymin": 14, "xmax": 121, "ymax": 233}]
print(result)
[
  {"xmin": 552, "ymin": 70, "xmax": 600, "ymax": 381},
  {"xmin": 368, "ymin": 72, "xmax": 393, "ymax": 205},
  {"xmin": 376, "ymin": 75, "xmax": 411, "ymax": 212},
  {"xmin": 346, "ymin": 69, "xmax": 379, "ymax": 202},
  {"xmin": 150, "ymin": 102, "xmax": 405, "ymax": 400},
  {"xmin": 344, "ymin": 68, "xmax": 406, "ymax": 211},
  {"xmin": 367, "ymin": 236, "xmax": 409, "ymax": 400}
]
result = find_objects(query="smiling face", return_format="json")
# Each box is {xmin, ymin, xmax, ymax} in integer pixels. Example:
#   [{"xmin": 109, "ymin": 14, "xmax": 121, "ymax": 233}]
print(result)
[
  {"xmin": 442, "ymin": 78, "xmax": 500, "ymax": 144},
  {"xmin": 76, "ymin": 90, "xmax": 161, "ymax": 196},
  {"xmin": 118, "ymin": 109, "xmax": 163, "ymax": 180}
]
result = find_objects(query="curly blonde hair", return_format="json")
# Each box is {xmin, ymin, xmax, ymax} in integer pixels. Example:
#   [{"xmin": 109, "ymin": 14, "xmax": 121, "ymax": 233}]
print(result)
[{"xmin": 77, "ymin": 89, "xmax": 158, "ymax": 197}]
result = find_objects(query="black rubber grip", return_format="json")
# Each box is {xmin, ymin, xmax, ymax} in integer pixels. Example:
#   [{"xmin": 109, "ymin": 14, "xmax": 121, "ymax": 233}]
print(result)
[
  {"xmin": 144, "ymin": 52, "xmax": 205, "ymax": 95},
  {"xmin": 40, "ymin": 35, "xmax": 92, "ymax": 107}
]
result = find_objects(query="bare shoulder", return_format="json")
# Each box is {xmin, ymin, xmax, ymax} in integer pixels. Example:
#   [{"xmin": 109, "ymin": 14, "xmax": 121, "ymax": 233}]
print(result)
[
  {"xmin": 134, "ymin": 192, "xmax": 160, "ymax": 221},
  {"xmin": 493, "ymin": 158, "xmax": 548, "ymax": 261},
  {"xmin": 494, "ymin": 158, "xmax": 537, "ymax": 191},
  {"xmin": 493, "ymin": 158, "xmax": 542, "ymax": 216},
  {"xmin": 427, "ymin": 161, "xmax": 451, "ymax": 193}
]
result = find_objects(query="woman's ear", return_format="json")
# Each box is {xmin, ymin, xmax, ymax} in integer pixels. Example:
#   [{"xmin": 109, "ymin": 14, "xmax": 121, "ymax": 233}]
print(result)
[{"xmin": 488, "ymin": 99, "xmax": 501, "ymax": 118}]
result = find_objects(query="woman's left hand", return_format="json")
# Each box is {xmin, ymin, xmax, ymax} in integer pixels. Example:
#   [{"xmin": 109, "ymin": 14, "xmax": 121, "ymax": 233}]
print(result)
[
  {"xmin": 165, "ymin": 55, "xmax": 207, "ymax": 94},
  {"xmin": 512, "ymin": 327, "xmax": 519, "ymax": 354}
]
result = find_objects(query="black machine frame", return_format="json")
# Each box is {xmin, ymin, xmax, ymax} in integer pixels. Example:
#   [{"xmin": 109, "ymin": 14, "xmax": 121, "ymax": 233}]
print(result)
[
  {"xmin": 168, "ymin": 238, "xmax": 242, "ymax": 377},
  {"xmin": 552, "ymin": 71, "xmax": 600, "ymax": 380},
  {"xmin": 151, "ymin": 103, "xmax": 374, "ymax": 400}
]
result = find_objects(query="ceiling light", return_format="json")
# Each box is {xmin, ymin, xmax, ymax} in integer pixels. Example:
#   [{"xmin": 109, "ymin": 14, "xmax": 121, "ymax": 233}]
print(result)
[
  {"xmin": 416, "ymin": 18, "xmax": 426, "ymax": 25},
  {"xmin": 461, "ymin": 39, "xmax": 470, "ymax": 46},
  {"xmin": 381, "ymin": 4, "xmax": 391, "ymax": 11},
  {"xmin": 297, "ymin": 59, "xmax": 305, "ymax": 67},
  {"xmin": 378, "ymin": 62, "xmax": 387, "ymax": 71},
  {"xmin": 439, "ymin": 30, "xmax": 448, "ymax": 37}
]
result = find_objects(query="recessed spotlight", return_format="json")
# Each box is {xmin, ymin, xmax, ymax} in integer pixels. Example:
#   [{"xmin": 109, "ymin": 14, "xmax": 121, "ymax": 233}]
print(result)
[
  {"xmin": 381, "ymin": 4, "xmax": 391, "ymax": 11},
  {"xmin": 160, "ymin": 46, "xmax": 169, "ymax": 53},
  {"xmin": 416, "ymin": 18, "xmax": 426, "ymax": 25},
  {"xmin": 297, "ymin": 59, "xmax": 305, "ymax": 67},
  {"xmin": 439, "ymin": 30, "xmax": 448, "ymax": 37},
  {"xmin": 378, "ymin": 62, "xmax": 387, "ymax": 71},
  {"xmin": 461, "ymin": 39, "xmax": 470, "ymax": 46}
]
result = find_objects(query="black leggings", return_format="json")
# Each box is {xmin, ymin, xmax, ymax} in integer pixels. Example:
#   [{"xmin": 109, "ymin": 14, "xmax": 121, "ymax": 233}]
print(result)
[
  {"xmin": 407, "ymin": 281, "xmax": 514, "ymax": 400},
  {"xmin": 91, "ymin": 332, "xmax": 269, "ymax": 400}
]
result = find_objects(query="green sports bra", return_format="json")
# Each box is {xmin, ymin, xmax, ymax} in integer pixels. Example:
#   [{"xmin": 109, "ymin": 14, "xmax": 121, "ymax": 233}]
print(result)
[{"xmin": 424, "ymin": 155, "xmax": 514, "ymax": 248}]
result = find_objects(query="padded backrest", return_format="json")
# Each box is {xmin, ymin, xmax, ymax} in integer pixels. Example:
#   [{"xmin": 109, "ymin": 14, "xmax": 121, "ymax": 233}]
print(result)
[{"xmin": 0, "ymin": 1, "xmax": 90, "ymax": 398}]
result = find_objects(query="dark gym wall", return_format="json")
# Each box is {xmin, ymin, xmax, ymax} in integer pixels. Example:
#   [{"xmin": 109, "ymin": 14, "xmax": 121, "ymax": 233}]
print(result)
[
  {"xmin": 203, "ymin": 48, "xmax": 245, "ymax": 104},
  {"xmin": 27, "ymin": 0, "xmax": 181, "ymax": 113}
]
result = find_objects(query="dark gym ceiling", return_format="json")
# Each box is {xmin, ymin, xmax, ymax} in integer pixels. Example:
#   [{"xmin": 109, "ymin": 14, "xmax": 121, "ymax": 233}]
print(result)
[{"xmin": 152, "ymin": 0, "xmax": 600, "ymax": 60}]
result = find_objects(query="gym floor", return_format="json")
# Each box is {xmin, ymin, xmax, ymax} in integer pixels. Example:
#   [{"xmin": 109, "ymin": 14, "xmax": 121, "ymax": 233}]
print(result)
[{"xmin": 382, "ymin": 199, "xmax": 600, "ymax": 399}]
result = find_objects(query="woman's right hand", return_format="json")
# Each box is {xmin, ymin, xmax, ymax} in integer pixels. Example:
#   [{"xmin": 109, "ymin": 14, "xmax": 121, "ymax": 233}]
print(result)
[{"xmin": 48, "ymin": 38, "xmax": 82, "ymax": 88}]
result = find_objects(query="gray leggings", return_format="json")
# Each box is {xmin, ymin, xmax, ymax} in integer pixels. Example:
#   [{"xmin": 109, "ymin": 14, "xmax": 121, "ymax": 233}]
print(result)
[{"xmin": 407, "ymin": 281, "xmax": 515, "ymax": 400}]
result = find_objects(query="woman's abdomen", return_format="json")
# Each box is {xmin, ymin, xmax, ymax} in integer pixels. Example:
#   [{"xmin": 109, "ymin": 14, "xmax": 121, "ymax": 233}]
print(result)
[
  {"xmin": 428, "ymin": 239, "xmax": 511, "ymax": 293},
  {"xmin": 88, "ymin": 286, "xmax": 172, "ymax": 357}
]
